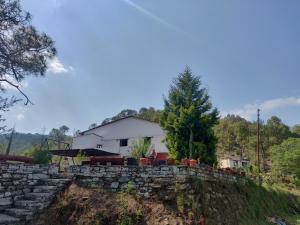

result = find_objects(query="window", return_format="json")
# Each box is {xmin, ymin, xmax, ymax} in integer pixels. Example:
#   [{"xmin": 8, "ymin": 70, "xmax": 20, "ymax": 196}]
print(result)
[
  {"xmin": 96, "ymin": 144, "xmax": 102, "ymax": 149},
  {"xmin": 144, "ymin": 137, "xmax": 151, "ymax": 144},
  {"xmin": 120, "ymin": 139, "xmax": 128, "ymax": 147},
  {"xmin": 242, "ymin": 161, "xmax": 248, "ymax": 167},
  {"xmin": 233, "ymin": 160, "xmax": 238, "ymax": 167}
]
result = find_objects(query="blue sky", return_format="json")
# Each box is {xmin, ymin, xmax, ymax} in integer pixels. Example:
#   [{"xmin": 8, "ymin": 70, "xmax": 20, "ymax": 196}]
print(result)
[{"xmin": 4, "ymin": 0, "xmax": 300, "ymax": 134}]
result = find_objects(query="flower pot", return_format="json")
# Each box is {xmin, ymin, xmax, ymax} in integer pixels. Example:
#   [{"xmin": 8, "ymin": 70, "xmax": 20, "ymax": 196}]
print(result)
[
  {"xmin": 139, "ymin": 158, "xmax": 150, "ymax": 166},
  {"xmin": 166, "ymin": 158, "xmax": 175, "ymax": 165},
  {"xmin": 181, "ymin": 158, "xmax": 189, "ymax": 167},
  {"xmin": 189, "ymin": 159, "xmax": 198, "ymax": 168}
]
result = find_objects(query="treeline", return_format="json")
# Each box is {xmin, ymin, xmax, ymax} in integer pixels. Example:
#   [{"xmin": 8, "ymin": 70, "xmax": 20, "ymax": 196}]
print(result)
[
  {"xmin": 0, "ymin": 126, "xmax": 72, "ymax": 154},
  {"xmin": 214, "ymin": 115, "xmax": 300, "ymax": 164}
]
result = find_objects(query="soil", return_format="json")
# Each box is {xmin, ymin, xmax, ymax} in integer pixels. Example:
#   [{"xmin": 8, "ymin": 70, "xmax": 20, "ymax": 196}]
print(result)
[{"xmin": 33, "ymin": 183, "xmax": 187, "ymax": 225}]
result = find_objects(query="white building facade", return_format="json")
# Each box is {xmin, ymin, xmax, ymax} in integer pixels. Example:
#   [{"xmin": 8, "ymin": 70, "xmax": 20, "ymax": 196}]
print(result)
[
  {"xmin": 219, "ymin": 156, "xmax": 249, "ymax": 169},
  {"xmin": 72, "ymin": 117, "xmax": 168, "ymax": 156}
]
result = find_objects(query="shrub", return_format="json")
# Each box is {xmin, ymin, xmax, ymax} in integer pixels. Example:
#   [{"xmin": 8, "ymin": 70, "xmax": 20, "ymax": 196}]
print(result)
[
  {"xmin": 74, "ymin": 150, "xmax": 89, "ymax": 165},
  {"xmin": 130, "ymin": 138, "xmax": 152, "ymax": 160},
  {"xmin": 24, "ymin": 145, "xmax": 52, "ymax": 164}
]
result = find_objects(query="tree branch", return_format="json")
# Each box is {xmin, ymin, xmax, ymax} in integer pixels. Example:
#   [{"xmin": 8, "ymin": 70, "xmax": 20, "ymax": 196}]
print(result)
[{"xmin": 0, "ymin": 78, "xmax": 32, "ymax": 105}]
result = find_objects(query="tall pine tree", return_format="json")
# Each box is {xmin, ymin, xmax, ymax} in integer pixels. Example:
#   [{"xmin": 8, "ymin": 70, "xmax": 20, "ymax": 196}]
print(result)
[{"xmin": 160, "ymin": 67, "xmax": 219, "ymax": 165}]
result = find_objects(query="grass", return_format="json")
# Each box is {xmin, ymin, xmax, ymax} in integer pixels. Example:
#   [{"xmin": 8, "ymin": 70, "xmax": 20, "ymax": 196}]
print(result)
[{"xmin": 237, "ymin": 180, "xmax": 300, "ymax": 225}]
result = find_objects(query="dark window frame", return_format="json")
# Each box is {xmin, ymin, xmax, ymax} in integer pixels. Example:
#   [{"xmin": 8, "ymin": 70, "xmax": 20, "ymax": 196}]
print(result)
[
  {"xmin": 120, "ymin": 139, "xmax": 128, "ymax": 147},
  {"xmin": 144, "ymin": 136, "xmax": 151, "ymax": 143}
]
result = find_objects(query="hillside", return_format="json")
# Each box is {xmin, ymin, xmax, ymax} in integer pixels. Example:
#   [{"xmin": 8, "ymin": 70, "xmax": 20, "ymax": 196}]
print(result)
[
  {"xmin": 0, "ymin": 132, "xmax": 47, "ymax": 154},
  {"xmin": 33, "ymin": 180, "xmax": 300, "ymax": 225}
]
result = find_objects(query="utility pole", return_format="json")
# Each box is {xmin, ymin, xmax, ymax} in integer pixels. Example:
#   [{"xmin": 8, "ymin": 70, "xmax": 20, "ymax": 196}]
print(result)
[{"xmin": 257, "ymin": 109, "xmax": 260, "ymax": 173}]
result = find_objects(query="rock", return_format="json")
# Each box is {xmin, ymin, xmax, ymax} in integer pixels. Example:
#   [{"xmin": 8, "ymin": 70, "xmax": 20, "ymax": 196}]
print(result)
[
  {"xmin": 0, "ymin": 198, "xmax": 12, "ymax": 210},
  {"xmin": 0, "ymin": 213, "xmax": 20, "ymax": 224},
  {"xmin": 5, "ymin": 208, "xmax": 33, "ymax": 218},
  {"xmin": 110, "ymin": 182, "xmax": 119, "ymax": 189}
]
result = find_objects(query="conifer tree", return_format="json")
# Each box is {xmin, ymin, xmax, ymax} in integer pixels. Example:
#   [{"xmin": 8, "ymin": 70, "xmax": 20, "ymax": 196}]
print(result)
[{"xmin": 160, "ymin": 67, "xmax": 219, "ymax": 165}]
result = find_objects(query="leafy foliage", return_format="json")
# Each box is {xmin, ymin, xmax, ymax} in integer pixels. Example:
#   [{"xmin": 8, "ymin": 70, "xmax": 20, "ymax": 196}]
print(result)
[
  {"xmin": 24, "ymin": 145, "xmax": 51, "ymax": 164},
  {"xmin": 48, "ymin": 125, "xmax": 71, "ymax": 149},
  {"xmin": 130, "ymin": 138, "xmax": 152, "ymax": 160},
  {"xmin": 0, "ymin": 132, "xmax": 46, "ymax": 153},
  {"xmin": 117, "ymin": 192, "xmax": 143, "ymax": 225},
  {"xmin": 160, "ymin": 67, "xmax": 219, "ymax": 164},
  {"xmin": 214, "ymin": 115, "xmax": 295, "ymax": 167},
  {"xmin": 138, "ymin": 107, "xmax": 161, "ymax": 123},
  {"xmin": 270, "ymin": 138, "xmax": 300, "ymax": 182},
  {"xmin": 0, "ymin": 0, "xmax": 56, "ymax": 130},
  {"xmin": 100, "ymin": 107, "xmax": 161, "ymax": 125},
  {"xmin": 74, "ymin": 150, "xmax": 88, "ymax": 165},
  {"xmin": 88, "ymin": 123, "xmax": 97, "ymax": 129},
  {"xmin": 214, "ymin": 115, "xmax": 252, "ymax": 158}
]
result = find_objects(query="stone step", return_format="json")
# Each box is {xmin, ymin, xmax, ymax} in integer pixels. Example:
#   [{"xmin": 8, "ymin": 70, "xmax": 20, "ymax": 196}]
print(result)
[
  {"xmin": 34, "ymin": 178, "xmax": 71, "ymax": 186},
  {"xmin": 0, "ymin": 213, "xmax": 20, "ymax": 224},
  {"xmin": 24, "ymin": 192, "xmax": 54, "ymax": 201},
  {"xmin": 32, "ymin": 185, "xmax": 57, "ymax": 193},
  {"xmin": 5, "ymin": 208, "xmax": 33, "ymax": 220},
  {"xmin": 14, "ymin": 200, "xmax": 44, "ymax": 211},
  {"xmin": 0, "ymin": 198, "xmax": 12, "ymax": 211}
]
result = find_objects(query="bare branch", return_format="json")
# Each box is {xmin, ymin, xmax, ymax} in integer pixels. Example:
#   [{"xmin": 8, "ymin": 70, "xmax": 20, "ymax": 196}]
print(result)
[{"xmin": 0, "ymin": 78, "xmax": 32, "ymax": 105}]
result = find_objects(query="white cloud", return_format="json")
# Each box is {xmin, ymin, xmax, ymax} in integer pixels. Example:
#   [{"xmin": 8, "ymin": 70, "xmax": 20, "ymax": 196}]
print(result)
[
  {"xmin": 224, "ymin": 97, "xmax": 300, "ymax": 120},
  {"xmin": 47, "ymin": 57, "xmax": 71, "ymax": 74},
  {"xmin": 16, "ymin": 113, "xmax": 25, "ymax": 121}
]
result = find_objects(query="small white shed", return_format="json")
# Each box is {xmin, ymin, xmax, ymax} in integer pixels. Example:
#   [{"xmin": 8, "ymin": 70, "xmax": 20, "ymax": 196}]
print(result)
[{"xmin": 219, "ymin": 155, "xmax": 249, "ymax": 169}]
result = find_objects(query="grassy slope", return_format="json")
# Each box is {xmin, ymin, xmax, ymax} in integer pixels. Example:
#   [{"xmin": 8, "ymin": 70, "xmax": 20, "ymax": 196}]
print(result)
[{"xmin": 232, "ymin": 180, "xmax": 300, "ymax": 225}]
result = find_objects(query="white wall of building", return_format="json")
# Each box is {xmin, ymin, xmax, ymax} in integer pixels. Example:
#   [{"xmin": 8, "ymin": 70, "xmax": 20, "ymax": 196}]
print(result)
[
  {"xmin": 219, "ymin": 158, "xmax": 249, "ymax": 169},
  {"xmin": 72, "ymin": 117, "xmax": 167, "ymax": 156},
  {"xmin": 72, "ymin": 133, "xmax": 102, "ymax": 150}
]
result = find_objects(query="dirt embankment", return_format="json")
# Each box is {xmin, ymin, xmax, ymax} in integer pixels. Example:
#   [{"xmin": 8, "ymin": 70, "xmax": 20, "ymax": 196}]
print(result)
[
  {"xmin": 33, "ymin": 180, "xmax": 300, "ymax": 225},
  {"xmin": 33, "ymin": 183, "xmax": 187, "ymax": 225}
]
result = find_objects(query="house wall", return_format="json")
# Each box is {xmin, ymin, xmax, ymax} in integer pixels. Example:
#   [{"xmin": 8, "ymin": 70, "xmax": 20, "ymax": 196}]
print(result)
[
  {"xmin": 72, "ymin": 133, "xmax": 102, "ymax": 150},
  {"xmin": 219, "ymin": 158, "xmax": 248, "ymax": 169},
  {"xmin": 72, "ymin": 117, "xmax": 167, "ymax": 156},
  {"xmin": 220, "ymin": 159, "xmax": 232, "ymax": 168}
]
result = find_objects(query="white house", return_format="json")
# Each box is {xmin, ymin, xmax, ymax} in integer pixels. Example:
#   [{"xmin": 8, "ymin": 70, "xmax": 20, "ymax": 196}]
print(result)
[
  {"xmin": 72, "ymin": 116, "xmax": 168, "ymax": 156},
  {"xmin": 219, "ymin": 155, "xmax": 249, "ymax": 169}
]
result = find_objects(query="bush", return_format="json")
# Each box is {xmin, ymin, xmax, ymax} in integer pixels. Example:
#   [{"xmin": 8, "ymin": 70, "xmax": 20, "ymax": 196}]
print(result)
[
  {"xmin": 24, "ymin": 145, "xmax": 52, "ymax": 164},
  {"xmin": 270, "ymin": 138, "xmax": 300, "ymax": 182},
  {"xmin": 130, "ymin": 138, "xmax": 152, "ymax": 160},
  {"xmin": 74, "ymin": 150, "xmax": 89, "ymax": 165}
]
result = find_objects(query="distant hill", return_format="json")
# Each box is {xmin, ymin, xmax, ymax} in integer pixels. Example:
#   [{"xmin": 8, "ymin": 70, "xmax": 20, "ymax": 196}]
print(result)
[{"xmin": 0, "ymin": 132, "xmax": 48, "ymax": 154}]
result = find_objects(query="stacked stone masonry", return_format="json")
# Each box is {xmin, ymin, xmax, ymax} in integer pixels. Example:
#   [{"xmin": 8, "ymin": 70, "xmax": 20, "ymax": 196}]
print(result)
[
  {"xmin": 0, "ymin": 163, "xmax": 71, "ymax": 225},
  {"xmin": 69, "ymin": 165, "xmax": 242, "ymax": 199},
  {"xmin": 0, "ymin": 163, "xmax": 244, "ymax": 224}
]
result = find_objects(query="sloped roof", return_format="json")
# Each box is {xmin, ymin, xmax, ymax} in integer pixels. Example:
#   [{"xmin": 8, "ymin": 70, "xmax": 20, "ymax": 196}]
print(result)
[
  {"xmin": 81, "ymin": 116, "xmax": 159, "ymax": 134},
  {"xmin": 50, "ymin": 148, "xmax": 119, "ymax": 157}
]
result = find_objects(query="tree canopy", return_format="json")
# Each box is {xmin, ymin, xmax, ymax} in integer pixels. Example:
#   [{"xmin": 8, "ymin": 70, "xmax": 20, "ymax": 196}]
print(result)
[
  {"xmin": 0, "ymin": 0, "xmax": 56, "ymax": 130},
  {"xmin": 160, "ymin": 67, "xmax": 219, "ymax": 164},
  {"xmin": 214, "ymin": 115, "xmax": 252, "ymax": 158},
  {"xmin": 270, "ymin": 138, "xmax": 300, "ymax": 182},
  {"xmin": 48, "ymin": 125, "xmax": 71, "ymax": 149},
  {"xmin": 100, "ymin": 107, "xmax": 161, "ymax": 125}
]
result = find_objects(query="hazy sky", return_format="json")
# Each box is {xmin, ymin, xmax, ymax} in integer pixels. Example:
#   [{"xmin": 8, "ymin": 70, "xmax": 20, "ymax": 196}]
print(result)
[{"xmin": 4, "ymin": 0, "xmax": 300, "ymax": 134}]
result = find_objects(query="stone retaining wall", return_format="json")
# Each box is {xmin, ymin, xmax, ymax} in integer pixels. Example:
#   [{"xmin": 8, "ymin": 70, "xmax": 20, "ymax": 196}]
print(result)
[
  {"xmin": 0, "ymin": 163, "xmax": 71, "ymax": 224},
  {"xmin": 0, "ymin": 163, "xmax": 59, "ymax": 202},
  {"xmin": 69, "ymin": 165, "xmax": 243, "ymax": 198}
]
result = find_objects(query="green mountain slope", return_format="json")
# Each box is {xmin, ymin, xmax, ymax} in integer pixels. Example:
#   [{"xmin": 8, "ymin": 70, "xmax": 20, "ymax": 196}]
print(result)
[{"xmin": 0, "ymin": 132, "xmax": 47, "ymax": 154}]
